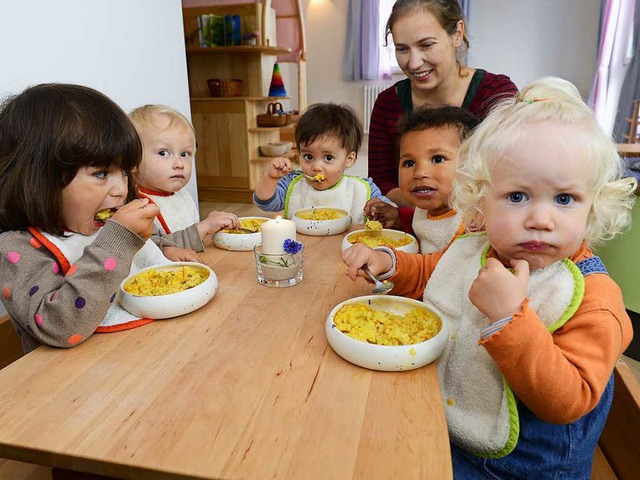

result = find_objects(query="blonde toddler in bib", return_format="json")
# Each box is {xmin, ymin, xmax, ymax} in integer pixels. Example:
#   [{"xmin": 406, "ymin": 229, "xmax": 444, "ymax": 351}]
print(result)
[
  {"xmin": 254, "ymin": 103, "xmax": 394, "ymax": 223},
  {"xmin": 130, "ymin": 105, "xmax": 239, "ymax": 259},
  {"xmin": 342, "ymin": 77, "xmax": 636, "ymax": 479}
]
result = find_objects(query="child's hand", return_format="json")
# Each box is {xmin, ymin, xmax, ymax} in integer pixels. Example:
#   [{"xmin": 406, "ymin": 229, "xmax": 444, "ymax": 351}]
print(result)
[
  {"xmin": 469, "ymin": 258, "xmax": 529, "ymax": 322},
  {"xmin": 197, "ymin": 211, "xmax": 239, "ymax": 239},
  {"xmin": 110, "ymin": 198, "xmax": 159, "ymax": 240},
  {"xmin": 162, "ymin": 246, "xmax": 203, "ymax": 263},
  {"xmin": 342, "ymin": 244, "xmax": 394, "ymax": 282},
  {"xmin": 364, "ymin": 198, "xmax": 400, "ymax": 229},
  {"xmin": 267, "ymin": 157, "xmax": 293, "ymax": 179}
]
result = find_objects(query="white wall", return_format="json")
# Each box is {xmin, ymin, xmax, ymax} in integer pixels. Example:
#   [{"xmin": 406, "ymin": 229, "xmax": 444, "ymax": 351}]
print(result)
[
  {"xmin": 302, "ymin": 0, "xmax": 601, "ymax": 119},
  {"xmin": 0, "ymin": 0, "xmax": 195, "ymax": 197},
  {"xmin": 467, "ymin": 0, "xmax": 600, "ymax": 97},
  {"xmin": 0, "ymin": 0, "xmax": 192, "ymax": 317}
]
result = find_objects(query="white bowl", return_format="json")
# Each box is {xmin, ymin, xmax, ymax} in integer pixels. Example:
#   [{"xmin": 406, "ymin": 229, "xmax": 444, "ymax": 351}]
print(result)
[
  {"xmin": 118, "ymin": 262, "xmax": 218, "ymax": 319},
  {"xmin": 341, "ymin": 229, "xmax": 419, "ymax": 253},
  {"xmin": 212, "ymin": 216, "xmax": 270, "ymax": 251},
  {"xmin": 259, "ymin": 142, "xmax": 292, "ymax": 157},
  {"xmin": 292, "ymin": 207, "xmax": 352, "ymax": 236},
  {"xmin": 326, "ymin": 295, "xmax": 448, "ymax": 371}
]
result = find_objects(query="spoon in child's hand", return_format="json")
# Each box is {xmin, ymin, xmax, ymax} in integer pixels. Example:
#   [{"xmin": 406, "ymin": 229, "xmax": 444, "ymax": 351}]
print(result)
[
  {"xmin": 303, "ymin": 173, "xmax": 325, "ymax": 183},
  {"xmin": 362, "ymin": 265, "xmax": 394, "ymax": 295}
]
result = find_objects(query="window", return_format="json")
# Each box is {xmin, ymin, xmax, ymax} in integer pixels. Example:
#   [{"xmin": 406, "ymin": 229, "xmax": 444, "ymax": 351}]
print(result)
[{"xmin": 378, "ymin": 0, "xmax": 401, "ymax": 78}]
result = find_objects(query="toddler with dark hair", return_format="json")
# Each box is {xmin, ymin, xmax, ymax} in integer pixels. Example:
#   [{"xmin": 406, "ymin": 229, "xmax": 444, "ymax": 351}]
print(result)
[
  {"xmin": 367, "ymin": 105, "xmax": 479, "ymax": 253},
  {"xmin": 254, "ymin": 103, "xmax": 394, "ymax": 223}
]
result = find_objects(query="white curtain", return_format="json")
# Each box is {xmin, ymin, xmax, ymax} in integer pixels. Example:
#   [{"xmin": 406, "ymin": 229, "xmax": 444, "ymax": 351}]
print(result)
[
  {"xmin": 589, "ymin": 0, "xmax": 636, "ymax": 135},
  {"xmin": 343, "ymin": 0, "xmax": 380, "ymax": 81}
]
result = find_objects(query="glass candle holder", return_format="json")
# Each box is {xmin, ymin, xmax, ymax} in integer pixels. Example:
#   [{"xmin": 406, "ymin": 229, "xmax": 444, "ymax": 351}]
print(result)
[{"xmin": 254, "ymin": 244, "xmax": 304, "ymax": 287}]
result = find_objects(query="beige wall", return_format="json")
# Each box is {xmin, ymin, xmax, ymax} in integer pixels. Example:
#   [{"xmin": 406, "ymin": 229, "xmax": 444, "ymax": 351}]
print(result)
[{"xmin": 300, "ymin": 0, "xmax": 600, "ymax": 123}]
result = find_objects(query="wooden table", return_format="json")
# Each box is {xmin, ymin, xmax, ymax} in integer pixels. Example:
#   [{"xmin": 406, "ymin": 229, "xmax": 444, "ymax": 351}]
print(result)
[
  {"xmin": 0, "ymin": 224, "xmax": 452, "ymax": 479},
  {"xmin": 616, "ymin": 143, "xmax": 640, "ymax": 157}
]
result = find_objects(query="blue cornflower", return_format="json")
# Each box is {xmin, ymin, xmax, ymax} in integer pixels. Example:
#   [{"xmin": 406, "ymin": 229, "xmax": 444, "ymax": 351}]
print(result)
[{"xmin": 283, "ymin": 238, "xmax": 303, "ymax": 255}]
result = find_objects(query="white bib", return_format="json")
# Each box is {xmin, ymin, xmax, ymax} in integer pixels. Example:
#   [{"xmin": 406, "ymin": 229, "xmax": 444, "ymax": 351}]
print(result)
[
  {"xmin": 412, "ymin": 208, "xmax": 463, "ymax": 253},
  {"xmin": 424, "ymin": 234, "xmax": 583, "ymax": 457},
  {"xmin": 284, "ymin": 175, "xmax": 371, "ymax": 224},
  {"xmin": 141, "ymin": 189, "xmax": 200, "ymax": 233}
]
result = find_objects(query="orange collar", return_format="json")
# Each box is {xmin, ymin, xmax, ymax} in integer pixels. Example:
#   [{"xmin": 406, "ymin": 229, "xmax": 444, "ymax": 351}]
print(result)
[{"xmin": 137, "ymin": 186, "xmax": 174, "ymax": 197}]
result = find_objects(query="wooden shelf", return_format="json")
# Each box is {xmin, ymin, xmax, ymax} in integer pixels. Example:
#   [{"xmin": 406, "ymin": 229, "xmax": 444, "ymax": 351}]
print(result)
[
  {"xmin": 187, "ymin": 46, "xmax": 291, "ymax": 55},
  {"xmin": 248, "ymin": 126, "xmax": 293, "ymax": 133},
  {"xmin": 191, "ymin": 96, "xmax": 291, "ymax": 102},
  {"xmin": 251, "ymin": 149, "xmax": 299, "ymax": 163},
  {"xmin": 183, "ymin": 3, "xmax": 304, "ymax": 203}
]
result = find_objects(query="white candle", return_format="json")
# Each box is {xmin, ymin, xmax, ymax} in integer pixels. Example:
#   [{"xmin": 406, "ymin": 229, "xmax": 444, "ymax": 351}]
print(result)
[{"xmin": 261, "ymin": 216, "xmax": 296, "ymax": 254}]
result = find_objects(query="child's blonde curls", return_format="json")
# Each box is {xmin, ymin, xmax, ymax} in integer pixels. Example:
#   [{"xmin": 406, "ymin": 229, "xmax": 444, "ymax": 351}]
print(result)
[
  {"xmin": 452, "ymin": 77, "xmax": 636, "ymax": 248},
  {"xmin": 129, "ymin": 104, "xmax": 195, "ymax": 138}
]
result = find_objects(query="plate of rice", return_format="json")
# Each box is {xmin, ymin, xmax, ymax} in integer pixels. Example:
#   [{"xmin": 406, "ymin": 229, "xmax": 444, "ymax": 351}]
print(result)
[
  {"xmin": 326, "ymin": 295, "xmax": 448, "ymax": 371},
  {"xmin": 292, "ymin": 207, "xmax": 352, "ymax": 236},
  {"xmin": 118, "ymin": 262, "xmax": 218, "ymax": 319},
  {"xmin": 212, "ymin": 217, "xmax": 270, "ymax": 251},
  {"xmin": 341, "ymin": 229, "xmax": 419, "ymax": 253}
]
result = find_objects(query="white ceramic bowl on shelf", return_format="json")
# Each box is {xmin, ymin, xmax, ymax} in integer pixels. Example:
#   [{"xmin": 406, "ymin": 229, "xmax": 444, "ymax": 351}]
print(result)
[
  {"xmin": 212, "ymin": 216, "xmax": 270, "ymax": 251},
  {"xmin": 341, "ymin": 229, "xmax": 419, "ymax": 253},
  {"xmin": 259, "ymin": 142, "xmax": 292, "ymax": 157},
  {"xmin": 326, "ymin": 295, "xmax": 448, "ymax": 371},
  {"xmin": 292, "ymin": 207, "xmax": 352, "ymax": 236},
  {"xmin": 118, "ymin": 262, "xmax": 217, "ymax": 319}
]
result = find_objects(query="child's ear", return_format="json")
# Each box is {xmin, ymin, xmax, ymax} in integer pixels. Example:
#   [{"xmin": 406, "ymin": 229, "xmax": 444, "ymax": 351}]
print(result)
[{"xmin": 345, "ymin": 151, "xmax": 357, "ymax": 168}]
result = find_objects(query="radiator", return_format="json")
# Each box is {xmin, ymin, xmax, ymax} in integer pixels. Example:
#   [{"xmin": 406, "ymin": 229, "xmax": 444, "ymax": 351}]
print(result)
[{"xmin": 363, "ymin": 84, "xmax": 392, "ymax": 134}]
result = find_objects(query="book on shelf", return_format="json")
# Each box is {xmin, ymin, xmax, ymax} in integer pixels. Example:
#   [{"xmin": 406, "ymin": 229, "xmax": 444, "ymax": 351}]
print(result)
[{"xmin": 197, "ymin": 13, "xmax": 241, "ymax": 47}]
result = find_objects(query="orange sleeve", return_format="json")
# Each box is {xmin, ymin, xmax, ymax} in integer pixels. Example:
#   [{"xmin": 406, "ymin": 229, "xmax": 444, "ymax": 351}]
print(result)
[
  {"xmin": 390, "ymin": 249, "xmax": 445, "ymax": 300},
  {"xmin": 481, "ymin": 273, "xmax": 632, "ymax": 424}
]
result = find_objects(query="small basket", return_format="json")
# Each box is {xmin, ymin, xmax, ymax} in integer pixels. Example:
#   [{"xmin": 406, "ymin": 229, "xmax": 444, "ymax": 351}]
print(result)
[
  {"xmin": 207, "ymin": 78, "xmax": 244, "ymax": 97},
  {"xmin": 257, "ymin": 102, "xmax": 289, "ymax": 127}
]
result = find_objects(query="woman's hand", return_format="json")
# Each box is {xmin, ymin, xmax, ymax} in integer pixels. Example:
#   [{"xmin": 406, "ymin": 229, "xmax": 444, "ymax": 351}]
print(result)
[
  {"xmin": 342, "ymin": 243, "xmax": 394, "ymax": 281},
  {"xmin": 110, "ymin": 198, "xmax": 159, "ymax": 240},
  {"xmin": 469, "ymin": 258, "xmax": 529, "ymax": 322}
]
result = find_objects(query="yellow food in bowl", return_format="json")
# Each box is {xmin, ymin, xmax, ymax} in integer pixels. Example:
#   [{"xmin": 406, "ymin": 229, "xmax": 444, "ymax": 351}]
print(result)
[
  {"xmin": 124, "ymin": 266, "xmax": 209, "ymax": 296},
  {"xmin": 221, "ymin": 218, "xmax": 267, "ymax": 234},
  {"xmin": 296, "ymin": 208, "xmax": 347, "ymax": 220},
  {"xmin": 334, "ymin": 303, "xmax": 441, "ymax": 346},
  {"xmin": 348, "ymin": 231, "xmax": 412, "ymax": 248}
]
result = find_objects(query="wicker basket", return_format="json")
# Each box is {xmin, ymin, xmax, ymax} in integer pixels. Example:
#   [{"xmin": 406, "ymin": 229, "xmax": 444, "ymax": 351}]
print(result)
[
  {"xmin": 287, "ymin": 113, "xmax": 300, "ymax": 124},
  {"xmin": 257, "ymin": 102, "xmax": 289, "ymax": 127},
  {"xmin": 207, "ymin": 78, "xmax": 244, "ymax": 97}
]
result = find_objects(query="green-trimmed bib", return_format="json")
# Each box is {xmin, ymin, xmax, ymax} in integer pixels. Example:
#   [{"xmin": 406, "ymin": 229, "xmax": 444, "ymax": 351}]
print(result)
[
  {"xmin": 284, "ymin": 175, "xmax": 371, "ymax": 223},
  {"xmin": 424, "ymin": 233, "xmax": 584, "ymax": 457}
]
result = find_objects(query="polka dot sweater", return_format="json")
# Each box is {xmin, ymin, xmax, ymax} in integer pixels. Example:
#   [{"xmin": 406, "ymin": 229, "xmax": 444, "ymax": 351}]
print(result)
[{"xmin": 0, "ymin": 221, "xmax": 145, "ymax": 353}]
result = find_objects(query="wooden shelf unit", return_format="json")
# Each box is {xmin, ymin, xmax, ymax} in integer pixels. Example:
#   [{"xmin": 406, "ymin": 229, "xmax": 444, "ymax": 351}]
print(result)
[{"xmin": 183, "ymin": 4, "xmax": 299, "ymax": 203}]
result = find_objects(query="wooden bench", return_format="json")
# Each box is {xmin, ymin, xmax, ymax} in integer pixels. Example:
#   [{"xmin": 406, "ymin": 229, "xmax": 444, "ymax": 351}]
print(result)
[
  {"xmin": 591, "ymin": 358, "xmax": 640, "ymax": 480},
  {"xmin": 0, "ymin": 315, "xmax": 23, "ymax": 370}
]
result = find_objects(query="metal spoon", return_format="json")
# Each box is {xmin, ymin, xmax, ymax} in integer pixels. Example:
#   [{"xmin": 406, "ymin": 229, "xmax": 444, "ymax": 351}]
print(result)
[
  {"xmin": 362, "ymin": 265, "xmax": 394, "ymax": 295},
  {"xmin": 302, "ymin": 173, "xmax": 325, "ymax": 183}
]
